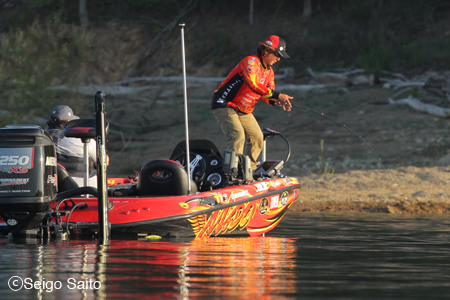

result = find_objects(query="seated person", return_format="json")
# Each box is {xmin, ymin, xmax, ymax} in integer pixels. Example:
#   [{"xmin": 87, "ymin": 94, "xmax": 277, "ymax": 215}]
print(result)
[{"xmin": 47, "ymin": 105, "xmax": 100, "ymax": 187}]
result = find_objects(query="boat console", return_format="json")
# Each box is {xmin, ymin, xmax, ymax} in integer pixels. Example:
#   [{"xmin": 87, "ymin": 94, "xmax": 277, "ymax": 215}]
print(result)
[
  {"xmin": 169, "ymin": 140, "xmax": 226, "ymax": 191},
  {"xmin": 222, "ymin": 149, "xmax": 253, "ymax": 184}
]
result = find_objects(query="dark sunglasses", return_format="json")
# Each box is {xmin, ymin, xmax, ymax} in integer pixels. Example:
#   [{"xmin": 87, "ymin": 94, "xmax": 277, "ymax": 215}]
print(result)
[{"xmin": 271, "ymin": 51, "xmax": 280, "ymax": 58}]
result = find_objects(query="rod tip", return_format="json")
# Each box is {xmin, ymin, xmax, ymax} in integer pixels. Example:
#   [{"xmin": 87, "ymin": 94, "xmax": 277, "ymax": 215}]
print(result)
[{"xmin": 179, "ymin": 22, "xmax": 185, "ymax": 27}]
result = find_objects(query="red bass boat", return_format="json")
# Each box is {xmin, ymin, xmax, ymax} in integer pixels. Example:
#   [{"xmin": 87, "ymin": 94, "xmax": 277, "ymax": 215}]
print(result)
[{"xmin": 0, "ymin": 92, "xmax": 300, "ymax": 240}]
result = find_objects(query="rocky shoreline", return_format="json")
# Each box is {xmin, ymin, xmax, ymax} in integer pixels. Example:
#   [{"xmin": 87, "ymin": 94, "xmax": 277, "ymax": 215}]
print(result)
[{"xmin": 289, "ymin": 166, "xmax": 450, "ymax": 214}]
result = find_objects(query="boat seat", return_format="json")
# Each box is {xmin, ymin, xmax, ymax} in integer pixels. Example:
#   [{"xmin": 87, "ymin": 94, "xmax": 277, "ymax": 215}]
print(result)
[
  {"xmin": 57, "ymin": 164, "xmax": 80, "ymax": 192},
  {"xmin": 136, "ymin": 159, "xmax": 198, "ymax": 196}
]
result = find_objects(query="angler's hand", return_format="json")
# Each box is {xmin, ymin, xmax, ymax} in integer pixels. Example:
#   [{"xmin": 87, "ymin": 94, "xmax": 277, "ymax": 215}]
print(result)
[{"xmin": 277, "ymin": 93, "xmax": 293, "ymax": 111}]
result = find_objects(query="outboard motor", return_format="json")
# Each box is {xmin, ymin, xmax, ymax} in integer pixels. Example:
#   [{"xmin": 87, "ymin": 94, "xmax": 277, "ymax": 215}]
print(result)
[{"xmin": 0, "ymin": 125, "xmax": 57, "ymax": 238}]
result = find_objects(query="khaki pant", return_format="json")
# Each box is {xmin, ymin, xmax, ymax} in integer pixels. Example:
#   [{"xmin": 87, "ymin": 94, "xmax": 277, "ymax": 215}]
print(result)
[{"xmin": 213, "ymin": 108, "xmax": 263, "ymax": 169}]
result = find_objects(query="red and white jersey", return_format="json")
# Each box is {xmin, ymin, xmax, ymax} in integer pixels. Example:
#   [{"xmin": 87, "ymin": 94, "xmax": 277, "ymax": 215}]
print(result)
[{"xmin": 211, "ymin": 55, "xmax": 277, "ymax": 114}]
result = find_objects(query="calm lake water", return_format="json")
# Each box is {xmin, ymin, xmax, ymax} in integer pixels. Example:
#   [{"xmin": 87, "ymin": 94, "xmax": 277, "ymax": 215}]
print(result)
[{"xmin": 1, "ymin": 212, "xmax": 450, "ymax": 299}]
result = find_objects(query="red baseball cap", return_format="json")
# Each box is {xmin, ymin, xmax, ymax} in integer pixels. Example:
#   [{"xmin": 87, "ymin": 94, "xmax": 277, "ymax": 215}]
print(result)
[{"xmin": 262, "ymin": 35, "xmax": 290, "ymax": 59}]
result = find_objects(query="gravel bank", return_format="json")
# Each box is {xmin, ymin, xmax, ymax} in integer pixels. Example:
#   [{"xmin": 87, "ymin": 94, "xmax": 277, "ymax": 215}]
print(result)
[{"xmin": 290, "ymin": 166, "xmax": 450, "ymax": 214}]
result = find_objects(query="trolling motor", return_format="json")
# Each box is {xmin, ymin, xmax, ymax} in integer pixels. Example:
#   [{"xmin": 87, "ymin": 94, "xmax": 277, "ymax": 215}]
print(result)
[{"xmin": 253, "ymin": 128, "xmax": 291, "ymax": 178}]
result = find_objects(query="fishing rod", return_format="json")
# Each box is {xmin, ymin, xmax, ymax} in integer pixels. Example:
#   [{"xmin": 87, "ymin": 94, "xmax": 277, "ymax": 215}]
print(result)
[{"xmin": 292, "ymin": 102, "xmax": 391, "ymax": 181}]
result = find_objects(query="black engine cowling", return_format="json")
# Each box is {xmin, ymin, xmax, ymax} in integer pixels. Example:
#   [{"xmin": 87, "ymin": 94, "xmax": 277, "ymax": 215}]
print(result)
[{"xmin": 0, "ymin": 125, "xmax": 57, "ymax": 237}]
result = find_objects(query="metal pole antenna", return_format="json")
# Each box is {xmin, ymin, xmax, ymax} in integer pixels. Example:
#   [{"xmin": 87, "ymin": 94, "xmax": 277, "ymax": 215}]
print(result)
[{"xmin": 179, "ymin": 22, "xmax": 192, "ymax": 194}]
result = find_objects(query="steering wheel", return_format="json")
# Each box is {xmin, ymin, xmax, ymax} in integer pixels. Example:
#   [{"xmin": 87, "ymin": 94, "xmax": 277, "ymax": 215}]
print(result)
[{"xmin": 172, "ymin": 151, "xmax": 207, "ymax": 185}]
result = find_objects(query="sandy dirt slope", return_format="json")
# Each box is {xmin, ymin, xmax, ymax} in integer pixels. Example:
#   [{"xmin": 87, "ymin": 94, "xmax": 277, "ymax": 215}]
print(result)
[{"xmin": 291, "ymin": 166, "xmax": 450, "ymax": 214}]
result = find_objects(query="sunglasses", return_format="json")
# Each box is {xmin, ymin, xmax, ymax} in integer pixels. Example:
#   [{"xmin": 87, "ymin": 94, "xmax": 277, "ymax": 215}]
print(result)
[{"xmin": 271, "ymin": 51, "xmax": 280, "ymax": 58}]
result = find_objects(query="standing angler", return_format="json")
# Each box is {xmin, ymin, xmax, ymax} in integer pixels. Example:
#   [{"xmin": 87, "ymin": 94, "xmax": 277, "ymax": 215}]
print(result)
[{"xmin": 211, "ymin": 35, "xmax": 293, "ymax": 170}]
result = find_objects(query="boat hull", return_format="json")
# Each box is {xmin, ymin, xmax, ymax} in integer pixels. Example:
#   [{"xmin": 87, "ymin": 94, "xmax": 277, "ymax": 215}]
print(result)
[{"xmin": 2, "ymin": 176, "xmax": 300, "ymax": 239}]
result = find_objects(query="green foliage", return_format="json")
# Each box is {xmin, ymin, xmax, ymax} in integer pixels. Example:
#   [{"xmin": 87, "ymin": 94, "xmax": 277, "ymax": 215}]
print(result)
[
  {"xmin": 210, "ymin": 35, "xmax": 232, "ymax": 66},
  {"xmin": 309, "ymin": 139, "xmax": 335, "ymax": 176},
  {"xmin": 0, "ymin": 13, "xmax": 92, "ymax": 126},
  {"xmin": 359, "ymin": 36, "xmax": 393, "ymax": 76},
  {"xmin": 303, "ymin": 0, "xmax": 450, "ymax": 74},
  {"xmin": 192, "ymin": 31, "xmax": 233, "ymax": 67},
  {"xmin": 122, "ymin": 0, "xmax": 161, "ymax": 10},
  {"xmin": 27, "ymin": 0, "xmax": 60, "ymax": 7}
]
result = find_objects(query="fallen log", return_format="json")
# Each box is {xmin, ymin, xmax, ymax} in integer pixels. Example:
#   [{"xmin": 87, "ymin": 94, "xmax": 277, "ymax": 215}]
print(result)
[{"xmin": 388, "ymin": 96, "xmax": 450, "ymax": 118}]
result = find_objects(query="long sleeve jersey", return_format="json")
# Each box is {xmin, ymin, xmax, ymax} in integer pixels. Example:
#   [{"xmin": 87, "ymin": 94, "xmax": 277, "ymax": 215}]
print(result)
[{"xmin": 211, "ymin": 55, "xmax": 279, "ymax": 114}]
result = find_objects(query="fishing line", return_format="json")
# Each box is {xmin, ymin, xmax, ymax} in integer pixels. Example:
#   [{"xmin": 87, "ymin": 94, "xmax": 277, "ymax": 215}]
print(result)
[{"xmin": 292, "ymin": 103, "xmax": 391, "ymax": 181}]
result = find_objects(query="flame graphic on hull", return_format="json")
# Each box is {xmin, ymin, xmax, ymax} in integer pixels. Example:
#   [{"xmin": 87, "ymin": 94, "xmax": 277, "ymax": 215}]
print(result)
[{"xmin": 188, "ymin": 187, "xmax": 298, "ymax": 237}]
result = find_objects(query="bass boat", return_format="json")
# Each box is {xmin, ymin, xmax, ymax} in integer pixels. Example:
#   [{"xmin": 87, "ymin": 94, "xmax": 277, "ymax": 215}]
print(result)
[{"xmin": 0, "ymin": 92, "xmax": 300, "ymax": 240}]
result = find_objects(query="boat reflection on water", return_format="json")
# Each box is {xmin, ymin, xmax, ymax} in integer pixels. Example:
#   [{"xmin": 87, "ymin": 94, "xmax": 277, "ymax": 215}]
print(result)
[
  {"xmin": 1, "ymin": 237, "xmax": 297, "ymax": 299},
  {"xmin": 105, "ymin": 237, "xmax": 297, "ymax": 299}
]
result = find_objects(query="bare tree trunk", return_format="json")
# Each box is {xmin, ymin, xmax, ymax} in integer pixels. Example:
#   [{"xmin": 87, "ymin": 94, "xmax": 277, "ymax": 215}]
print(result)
[
  {"xmin": 249, "ymin": 0, "xmax": 254, "ymax": 26},
  {"xmin": 79, "ymin": 0, "xmax": 89, "ymax": 28},
  {"xmin": 303, "ymin": 0, "xmax": 312, "ymax": 18},
  {"xmin": 125, "ymin": 0, "xmax": 198, "ymax": 79}
]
